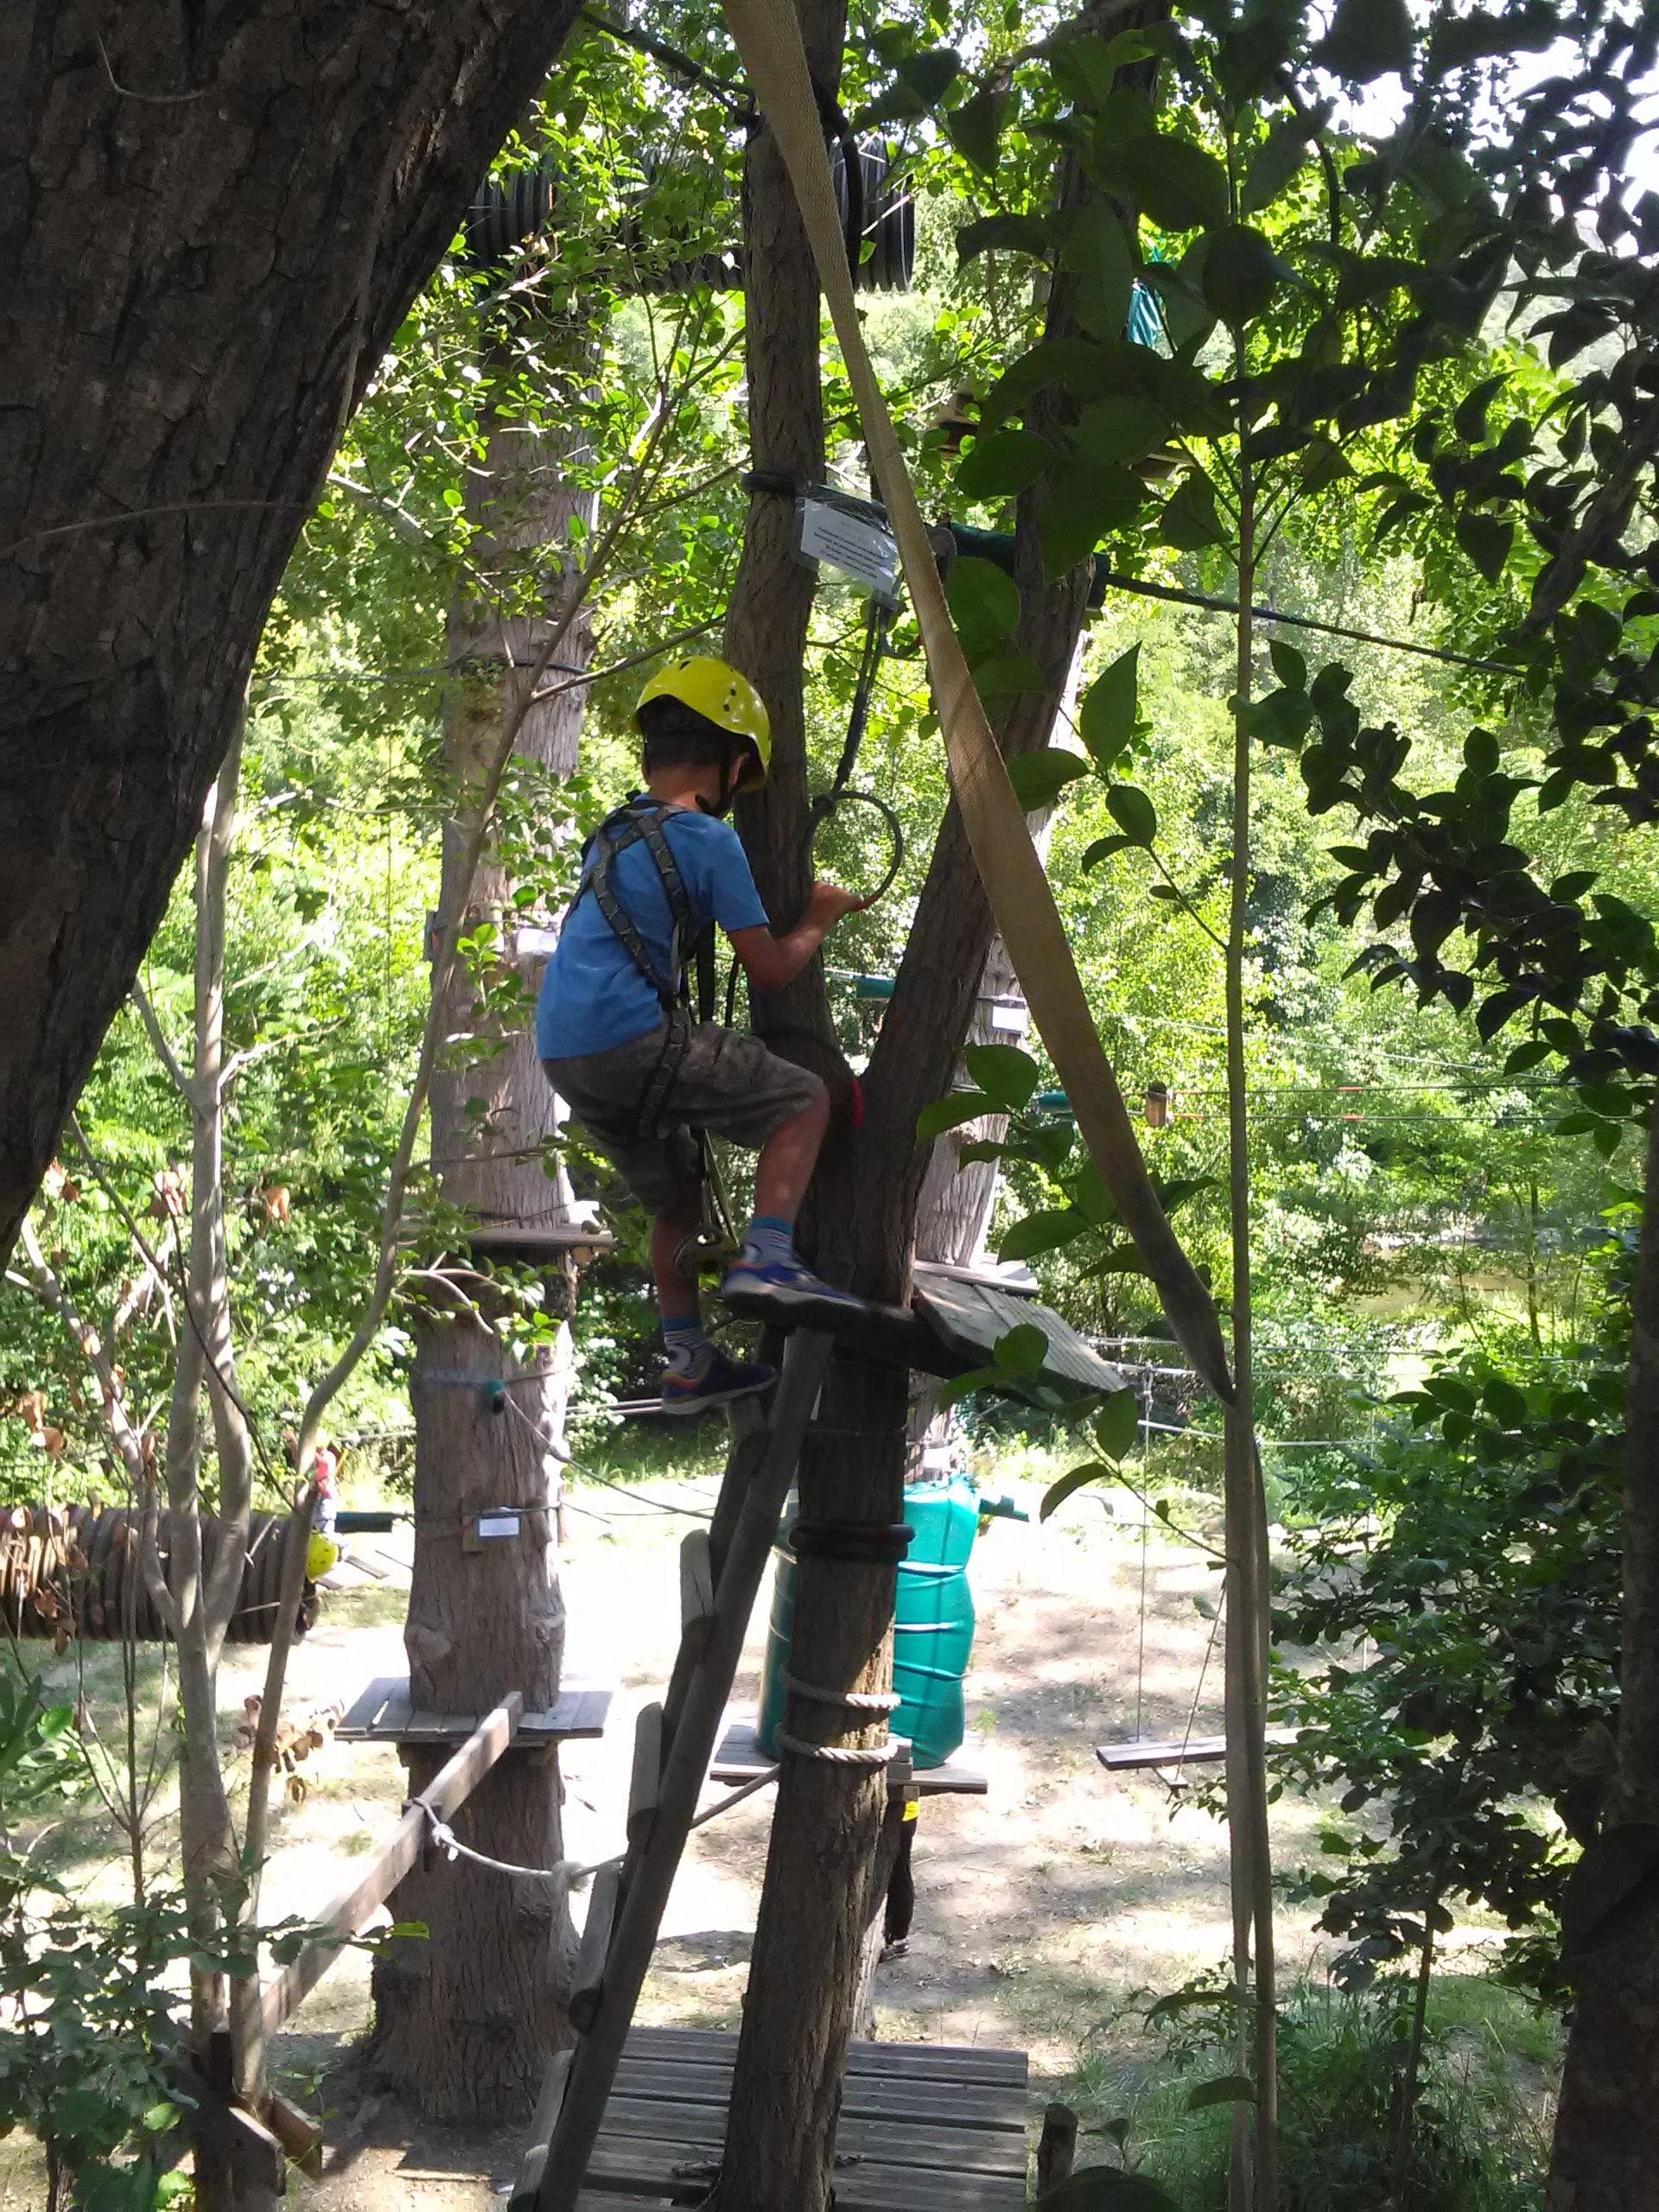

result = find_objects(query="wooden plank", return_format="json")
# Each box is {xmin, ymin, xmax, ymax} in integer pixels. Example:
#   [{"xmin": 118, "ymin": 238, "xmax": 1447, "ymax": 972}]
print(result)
[
  {"xmin": 912, "ymin": 1271, "xmax": 1125, "ymax": 1395},
  {"xmin": 608, "ymin": 2062, "xmax": 1025, "ymax": 2133},
  {"xmin": 526, "ymin": 1687, "xmax": 613, "ymax": 1740},
  {"xmin": 261, "ymin": 1694, "xmax": 522, "ymax": 2037},
  {"xmin": 626, "ymin": 1702, "xmax": 664, "ymax": 1847},
  {"xmin": 337, "ymin": 1675, "xmax": 404, "ymax": 1738},
  {"xmin": 510, "ymin": 2050, "xmax": 574, "ymax": 2212},
  {"xmin": 712, "ymin": 1717, "xmax": 987, "ymax": 1799},
  {"xmin": 569, "ymin": 1862, "xmax": 622, "ymax": 2036},
  {"xmin": 677, "ymin": 1529, "xmax": 715, "ymax": 1657},
  {"xmin": 599, "ymin": 2097, "xmax": 1026, "ymax": 2175},
  {"xmin": 1096, "ymin": 1725, "xmax": 1296, "ymax": 1772},
  {"xmin": 337, "ymin": 1681, "xmax": 611, "ymax": 1745},
  {"xmin": 621, "ymin": 2023, "xmax": 1027, "ymax": 2087},
  {"xmin": 582, "ymin": 2137, "xmax": 1023, "ymax": 2209}
]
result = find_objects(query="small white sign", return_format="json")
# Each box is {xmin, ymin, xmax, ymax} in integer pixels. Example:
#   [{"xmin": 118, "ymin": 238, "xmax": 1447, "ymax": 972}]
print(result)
[
  {"xmin": 988, "ymin": 999, "xmax": 1030, "ymax": 1035},
  {"xmin": 475, "ymin": 1513, "xmax": 522, "ymax": 1541},
  {"xmin": 797, "ymin": 489, "xmax": 899, "ymax": 602},
  {"xmin": 513, "ymin": 926, "xmax": 561, "ymax": 962}
]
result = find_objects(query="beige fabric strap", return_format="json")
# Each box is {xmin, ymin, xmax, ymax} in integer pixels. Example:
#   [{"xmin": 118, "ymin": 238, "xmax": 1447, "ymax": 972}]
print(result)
[{"xmin": 720, "ymin": 0, "xmax": 1234, "ymax": 1401}]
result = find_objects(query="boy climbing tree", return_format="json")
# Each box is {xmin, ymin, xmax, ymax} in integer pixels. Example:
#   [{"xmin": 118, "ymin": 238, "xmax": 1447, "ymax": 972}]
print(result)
[{"xmin": 537, "ymin": 654, "xmax": 865, "ymax": 1410}]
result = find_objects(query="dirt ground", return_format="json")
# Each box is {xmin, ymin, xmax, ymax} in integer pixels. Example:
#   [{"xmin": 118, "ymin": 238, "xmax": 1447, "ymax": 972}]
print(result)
[{"xmin": 5, "ymin": 1458, "xmax": 1337, "ymax": 2208}]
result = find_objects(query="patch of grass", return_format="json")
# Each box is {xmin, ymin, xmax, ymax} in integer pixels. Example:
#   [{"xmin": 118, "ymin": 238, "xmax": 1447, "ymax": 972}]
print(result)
[
  {"xmin": 320, "ymin": 1583, "xmax": 409, "ymax": 1631},
  {"xmin": 1066, "ymin": 1975, "xmax": 1548, "ymax": 2211}
]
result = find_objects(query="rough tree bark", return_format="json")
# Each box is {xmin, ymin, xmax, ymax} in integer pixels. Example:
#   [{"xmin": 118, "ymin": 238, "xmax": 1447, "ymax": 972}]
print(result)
[
  {"xmin": 1548, "ymin": 1102, "xmax": 1659, "ymax": 2208},
  {"xmin": 367, "ymin": 375, "xmax": 594, "ymax": 2121},
  {"xmin": 0, "ymin": 0, "xmax": 585, "ymax": 1265},
  {"xmin": 711, "ymin": 80, "xmax": 1095, "ymax": 2210}
]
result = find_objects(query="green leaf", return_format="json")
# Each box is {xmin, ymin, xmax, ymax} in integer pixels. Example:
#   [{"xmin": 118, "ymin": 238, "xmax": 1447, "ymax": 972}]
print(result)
[
  {"xmin": 1202, "ymin": 224, "xmax": 1287, "ymax": 327},
  {"xmin": 1094, "ymin": 1386, "xmax": 1141, "ymax": 1458},
  {"xmin": 917, "ymin": 1090, "xmax": 995, "ymax": 1141},
  {"xmin": 1007, "ymin": 747, "xmax": 1091, "ymax": 811},
  {"xmin": 993, "ymin": 1321, "xmax": 1048, "ymax": 1374},
  {"xmin": 946, "ymin": 556, "xmax": 1020, "ymax": 649},
  {"xmin": 1064, "ymin": 200, "xmax": 1136, "ymax": 343},
  {"xmin": 1075, "ymin": 397, "xmax": 1166, "ymax": 470},
  {"xmin": 1079, "ymin": 645, "xmax": 1141, "ymax": 770},
  {"xmin": 964, "ymin": 1041, "xmax": 1041, "ymax": 1111},
  {"xmin": 1455, "ymin": 511, "xmax": 1515, "ymax": 584},
  {"xmin": 1106, "ymin": 784, "xmax": 1158, "ymax": 845},
  {"xmin": 1040, "ymin": 1461, "xmax": 1116, "ymax": 1522},
  {"xmin": 1268, "ymin": 638, "xmax": 1307, "ymax": 690},
  {"xmin": 899, "ymin": 46, "xmax": 964, "ymax": 103},
  {"xmin": 1315, "ymin": 0, "xmax": 1414, "ymax": 80},
  {"xmin": 1082, "ymin": 833, "xmax": 1137, "ymax": 869},
  {"xmin": 957, "ymin": 429, "xmax": 1056, "ymax": 501},
  {"xmin": 1039, "ymin": 465, "xmax": 1147, "ymax": 578},
  {"xmin": 1052, "ymin": 29, "xmax": 1154, "ymax": 107},
  {"xmin": 1159, "ymin": 473, "xmax": 1227, "ymax": 550},
  {"xmin": 975, "ymin": 653, "xmax": 1049, "ymax": 706},
  {"xmin": 1242, "ymin": 112, "xmax": 1320, "ymax": 215},
  {"xmin": 1115, "ymin": 133, "xmax": 1230, "ymax": 229},
  {"xmin": 1186, "ymin": 2072, "xmax": 1258, "ymax": 2112},
  {"xmin": 1484, "ymin": 1377, "xmax": 1528, "ymax": 1427},
  {"xmin": 1039, "ymin": 2169, "xmax": 1184, "ymax": 2210},
  {"xmin": 957, "ymin": 213, "xmax": 1052, "ymax": 264},
  {"xmin": 938, "ymin": 1363, "xmax": 1002, "ymax": 1409},
  {"xmin": 141, "ymin": 2101, "xmax": 178, "ymax": 2134},
  {"xmin": 946, "ymin": 88, "xmax": 1010, "ymax": 175},
  {"xmin": 1147, "ymin": 245, "xmax": 1217, "ymax": 352},
  {"xmin": 1000, "ymin": 1207, "xmax": 1090, "ymax": 1261}
]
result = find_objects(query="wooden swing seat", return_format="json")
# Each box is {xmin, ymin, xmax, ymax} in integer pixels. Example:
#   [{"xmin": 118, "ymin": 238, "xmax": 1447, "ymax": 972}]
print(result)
[{"xmin": 1096, "ymin": 1725, "xmax": 1297, "ymax": 1772}]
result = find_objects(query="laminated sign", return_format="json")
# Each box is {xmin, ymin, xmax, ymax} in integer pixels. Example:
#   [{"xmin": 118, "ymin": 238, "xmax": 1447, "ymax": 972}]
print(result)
[{"xmin": 795, "ymin": 485, "xmax": 899, "ymax": 605}]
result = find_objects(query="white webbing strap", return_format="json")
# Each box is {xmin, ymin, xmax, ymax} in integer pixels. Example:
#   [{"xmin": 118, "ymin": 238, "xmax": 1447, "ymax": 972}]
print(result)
[{"xmin": 719, "ymin": 0, "xmax": 1233, "ymax": 1401}]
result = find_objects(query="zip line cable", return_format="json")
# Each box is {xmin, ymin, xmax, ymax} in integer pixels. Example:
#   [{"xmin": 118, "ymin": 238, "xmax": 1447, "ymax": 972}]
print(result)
[{"xmin": 1095, "ymin": 568, "xmax": 1521, "ymax": 678}]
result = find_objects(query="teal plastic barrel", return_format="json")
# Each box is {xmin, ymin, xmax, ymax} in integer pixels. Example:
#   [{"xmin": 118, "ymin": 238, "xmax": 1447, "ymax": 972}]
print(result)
[{"xmin": 757, "ymin": 1475, "xmax": 982, "ymax": 1768}]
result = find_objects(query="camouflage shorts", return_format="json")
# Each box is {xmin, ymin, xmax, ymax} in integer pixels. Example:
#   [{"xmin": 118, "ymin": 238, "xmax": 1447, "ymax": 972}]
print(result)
[{"xmin": 542, "ymin": 1021, "xmax": 825, "ymax": 1212}]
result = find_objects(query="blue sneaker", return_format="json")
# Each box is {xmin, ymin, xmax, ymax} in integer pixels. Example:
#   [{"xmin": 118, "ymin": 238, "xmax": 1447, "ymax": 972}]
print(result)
[
  {"xmin": 717, "ymin": 1255, "xmax": 861, "ymax": 1313},
  {"xmin": 659, "ymin": 1349, "xmax": 776, "ymax": 1417}
]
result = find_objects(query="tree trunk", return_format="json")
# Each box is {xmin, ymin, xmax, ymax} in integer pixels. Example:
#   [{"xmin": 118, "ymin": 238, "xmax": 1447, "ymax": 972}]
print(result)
[
  {"xmin": 713, "ymin": 103, "xmax": 1096, "ymax": 2210},
  {"xmin": 366, "ymin": 1304, "xmax": 575, "ymax": 2120},
  {"xmin": 367, "ymin": 373, "xmax": 593, "ymax": 2120},
  {"xmin": 1548, "ymin": 1105, "xmax": 1659, "ymax": 2207},
  {"xmin": 0, "ymin": 0, "xmax": 585, "ymax": 1266}
]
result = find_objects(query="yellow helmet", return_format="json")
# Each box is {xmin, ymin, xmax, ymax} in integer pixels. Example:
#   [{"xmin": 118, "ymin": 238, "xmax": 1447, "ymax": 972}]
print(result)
[{"xmin": 636, "ymin": 655, "xmax": 772, "ymax": 791}]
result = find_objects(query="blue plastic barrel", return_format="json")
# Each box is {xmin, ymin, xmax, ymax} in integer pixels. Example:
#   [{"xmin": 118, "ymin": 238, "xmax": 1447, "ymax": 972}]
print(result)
[{"xmin": 757, "ymin": 1474, "xmax": 982, "ymax": 1768}]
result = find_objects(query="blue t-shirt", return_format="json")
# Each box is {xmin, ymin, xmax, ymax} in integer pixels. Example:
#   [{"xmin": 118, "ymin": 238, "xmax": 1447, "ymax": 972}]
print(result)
[{"xmin": 535, "ymin": 804, "xmax": 770, "ymax": 1058}]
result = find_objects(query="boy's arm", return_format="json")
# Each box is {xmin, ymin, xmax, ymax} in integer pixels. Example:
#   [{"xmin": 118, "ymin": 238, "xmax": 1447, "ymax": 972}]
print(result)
[{"xmin": 728, "ymin": 881, "xmax": 866, "ymax": 995}]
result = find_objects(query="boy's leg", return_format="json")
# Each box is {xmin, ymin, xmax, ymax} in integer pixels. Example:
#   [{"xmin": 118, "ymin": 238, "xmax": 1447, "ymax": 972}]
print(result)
[
  {"xmin": 541, "ymin": 1043, "xmax": 775, "ymax": 1412},
  {"xmin": 752, "ymin": 1087, "xmax": 831, "ymax": 1223},
  {"xmin": 651, "ymin": 1183, "xmax": 704, "ymax": 1324}
]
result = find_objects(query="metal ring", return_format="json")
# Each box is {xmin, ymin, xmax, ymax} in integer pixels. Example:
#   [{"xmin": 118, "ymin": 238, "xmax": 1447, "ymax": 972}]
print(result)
[{"xmin": 806, "ymin": 788, "xmax": 905, "ymax": 906}]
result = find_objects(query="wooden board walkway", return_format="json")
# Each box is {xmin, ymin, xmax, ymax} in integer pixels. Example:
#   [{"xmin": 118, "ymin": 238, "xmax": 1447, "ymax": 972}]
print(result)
[
  {"xmin": 534, "ymin": 2025, "xmax": 1028, "ymax": 2210},
  {"xmin": 711, "ymin": 1713, "xmax": 988, "ymax": 1797},
  {"xmin": 337, "ymin": 1675, "xmax": 611, "ymax": 1745}
]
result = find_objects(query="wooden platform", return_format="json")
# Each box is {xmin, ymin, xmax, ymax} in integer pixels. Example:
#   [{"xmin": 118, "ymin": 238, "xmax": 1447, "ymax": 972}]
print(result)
[
  {"xmin": 1096, "ymin": 1725, "xmax": 1297, "ymax": 1771},
  {"xmin": 712, "ymin": 1715, "xmax": 988, "ymax": 1797},
  {"xmin": 720, "ymin": 1267, "xmax": 1125, "ymax": 1396},
  {"xmin": 337, "ymin": 1675, "xmax": 612, "ymax": 1745},
  {"xmin": 560, "ymin": 2024, "xmax": 1028, "ymax": 2209}
]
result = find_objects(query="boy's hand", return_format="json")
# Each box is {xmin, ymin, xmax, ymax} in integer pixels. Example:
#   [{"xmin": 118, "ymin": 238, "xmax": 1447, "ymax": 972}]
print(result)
[{"xmin": 806, "ymin": 880, "xmax": 868, "ymax": 928}]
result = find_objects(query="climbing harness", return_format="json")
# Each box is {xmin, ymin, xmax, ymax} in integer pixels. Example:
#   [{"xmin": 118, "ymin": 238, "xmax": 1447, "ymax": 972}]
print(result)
[
  {"xmin": 570, "ymin": 796, "xmax": 746, "ymax": 1277},
  {"xmin": 574, "ymin": 796, "xmax": 717, "ymax": 1144}
]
